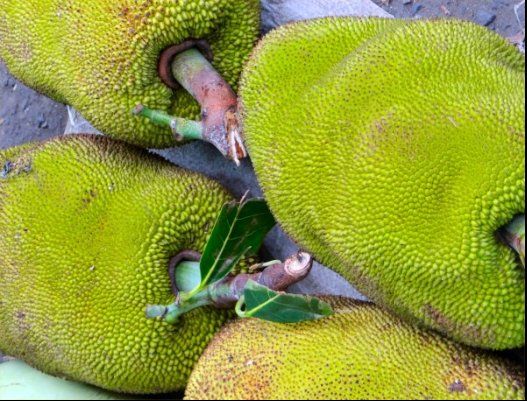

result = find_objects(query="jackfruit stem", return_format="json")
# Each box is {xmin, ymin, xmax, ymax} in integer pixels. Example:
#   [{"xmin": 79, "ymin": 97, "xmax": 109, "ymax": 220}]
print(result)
[
  {"xmin": 134, "ymin": 48, "xmax": 246, "ymax": 164},
  {"xmin": 501, "ymin": 214, "xmax": 525, "ymax": 268},
  {"xmin": 146, "ymin": 252, "xmax": 314, "ymax": 323},
  {"xmin": 171, "ymin": 48, "xmax": 247, "ymax": 165},
  {"xmin": 146, "ymin": 291, "xmax": 211, "ymax": 324},
  {"xmin": 208, "ymin": 252, "xmax": 313, "ymax": 308},
  {"xmin": 132, "ymin": 105, "xmax": 203, "ymax": 141}
]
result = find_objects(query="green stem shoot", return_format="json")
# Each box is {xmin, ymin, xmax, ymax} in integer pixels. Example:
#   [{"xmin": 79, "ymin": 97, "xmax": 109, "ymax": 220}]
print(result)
[
  {"xmin": 132, "ymin": 105, "xmax": 203, "ymax": 142},
  {"xmin": 146, "ymin": 252, "xmax": 313, "ymax": 324}
]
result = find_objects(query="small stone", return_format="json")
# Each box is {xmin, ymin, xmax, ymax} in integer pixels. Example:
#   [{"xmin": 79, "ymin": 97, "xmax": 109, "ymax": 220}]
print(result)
[
  {"xmin": 448, "ymin": 379, "xmax": 466, "ymax": 393},
  {"xmin": 37, "ymin": 114, "xmax": 48, "ymax": 129},
  {"xmin": 403, "ymin": 0, "xmax": 412, "ymax": 4},
  {"xmin": 411, "ymin": 3, "xmax": 423, "ymax": 15},
  {"xmin": 474, "ymin": 10, "xmax": 496, "ymax": 26},
  {"xmin": 21, "ymin": 98, "xmax": 30, "ymax": 111}
]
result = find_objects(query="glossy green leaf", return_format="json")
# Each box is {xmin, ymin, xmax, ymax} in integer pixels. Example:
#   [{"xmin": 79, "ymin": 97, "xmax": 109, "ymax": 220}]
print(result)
[
  {"xmin": 237, "ymin": 280, "xmax": 333, "ymax": 323},
  {"xmin": 198, "ymin": 198, "xmax": 276, "ymax": 290}
]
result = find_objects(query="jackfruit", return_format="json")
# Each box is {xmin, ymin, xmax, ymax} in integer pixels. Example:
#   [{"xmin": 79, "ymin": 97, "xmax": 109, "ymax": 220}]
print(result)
[
  {"xmin": 240, "ymin": 18, "xmax": 525, "ymax": 349},
  {"xmin": 185, "ymin": 298, "xmax": 525, "ymax": 400},
  {"xmin": 0, "ymin": 360, "xmax": 132, "ymax": 400},
  {"xmin": 0, "ymin": 0, "xmax": 260, "ymax": 149},
  {"xmin": 0, "ymin": 135, "xmax": 246, "ymax": 394}
]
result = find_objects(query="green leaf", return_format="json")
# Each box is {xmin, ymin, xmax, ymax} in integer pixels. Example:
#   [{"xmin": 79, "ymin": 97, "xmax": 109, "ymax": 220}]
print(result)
[
  {"xmin": 237, "ymin": 280, "xmax": 333, "ymax": 323},
  {"xmin": 198, "ymin": 198, "xmax": 276, "ymax": 290}
]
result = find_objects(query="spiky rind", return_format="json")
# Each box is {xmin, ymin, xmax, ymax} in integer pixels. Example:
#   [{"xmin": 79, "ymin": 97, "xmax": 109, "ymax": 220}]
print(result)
[
  {"xmin": 0, "ymin": 135, "xmax": 244, "ymax": 393},
  {"xmin": 240, "ymin": 18, "xmax": 525, "ymax": 349},
  {"xmin": 186, "ymin": 298, "xmax": 525, "ymax": 400},
  {"xmin": 0, "ymin": 0, "xmax": 260, "ymax": 148}
]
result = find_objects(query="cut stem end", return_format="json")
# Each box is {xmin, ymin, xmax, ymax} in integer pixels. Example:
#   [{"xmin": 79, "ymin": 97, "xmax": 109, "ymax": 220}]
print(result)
[
  {"xmin": 147, "ymin": 251, "xmax": 315, "ymax": 324},
  {"xmin": 171, "ymin": 48, "xmax": 246, "ymax": 165},
  {"xmin": 136, "ymin": 46, "xmax": 247, "ymax": 164}
]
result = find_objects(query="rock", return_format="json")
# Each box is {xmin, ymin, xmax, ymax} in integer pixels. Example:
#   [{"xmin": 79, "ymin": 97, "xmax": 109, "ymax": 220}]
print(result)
[
  {"xmin": 411, "ymin": 3, "xmax": 423, "ymax": 16},
  {"xmin": 474, "ymin": 10, "xmax": 497, "ymax": 26},
  {"xmin": 21, "ymin": 98, "xmax": 29, "ymax": 111},
  {"xmin": 37, "ymin": 113, "xmax": 47, "ymax": 128}
]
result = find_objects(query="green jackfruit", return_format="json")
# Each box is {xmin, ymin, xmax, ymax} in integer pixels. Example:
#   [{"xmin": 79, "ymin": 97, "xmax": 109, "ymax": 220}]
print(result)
[
  {"xmin": 240, "ymin": 18, "xmax": 525, "ymax": 349},
  {"xmin": 0, "ymin": 360, "xmax": 132, "ymax": 400},
  {"xmin": 0, "ymin": 135, "xmax": 245, "ymax": 394},
  {"xmin": 0, "ymin": 0, "xmax": 260, "ymax": 148},
  {"xmin": 185, "ymin": 298, "xmax": 525, "ymax": 400}
]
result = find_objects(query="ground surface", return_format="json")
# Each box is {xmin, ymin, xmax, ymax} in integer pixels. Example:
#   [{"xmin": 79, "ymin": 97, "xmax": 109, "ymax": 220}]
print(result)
[
  {"xmin": 374, "ymin": 0, "xmax": 525, "ymax": 39},
  {"xmin": 0, "ymin": 0, "xmax": 524, "ymax": 368}
]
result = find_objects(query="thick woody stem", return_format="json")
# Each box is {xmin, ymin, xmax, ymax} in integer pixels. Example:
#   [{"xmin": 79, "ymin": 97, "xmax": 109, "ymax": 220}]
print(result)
[
  {"xmin": 209, "ymin": 252, "xmax": 313, "ymax": 308},
  {"xmin": 146, "ymin": 252, "xmax": 313, "ymax": 323},
  {"xmin": 171, "ymin": 48, "xmax": 246, "ymax": 165},
  {"xmin": 136, "ymin": 45, "xmax": 247, "ymax": 164}
]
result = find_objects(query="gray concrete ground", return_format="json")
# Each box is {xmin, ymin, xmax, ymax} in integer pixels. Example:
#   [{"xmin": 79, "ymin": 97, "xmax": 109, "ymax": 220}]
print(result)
[{"xmin": 374, "ymin": 0, "xmax": 525, "ymax": 39}]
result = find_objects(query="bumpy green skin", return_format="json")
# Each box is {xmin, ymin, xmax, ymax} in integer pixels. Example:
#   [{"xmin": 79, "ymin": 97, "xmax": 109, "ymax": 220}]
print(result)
[
  {"xmin": 241, "ymin": 18, "xmax": 525, "ymax": 350},
  {"xmin": 186, "ymin": 298, "xmax": 525, "ymax": 400},
  {"xmin": 0, "ymin": 0, "xmax": 260, "ymax": 148},
  {"xmin": 0, "ymin": 135, "xmax": 241, "ymax": 394}
]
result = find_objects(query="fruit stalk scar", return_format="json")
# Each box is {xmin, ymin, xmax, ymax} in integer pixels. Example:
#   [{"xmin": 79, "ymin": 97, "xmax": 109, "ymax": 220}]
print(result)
[
  {"xmin": 135, "ymin": 47, "xmax": 247, "ymax": 165},
  {"xmin": 501, "ymin": 214, "xmax": 525, "ymax": 268},
  {"xmin": 146, "ymin": 252, "xmax": 314, "ymax": 323}
]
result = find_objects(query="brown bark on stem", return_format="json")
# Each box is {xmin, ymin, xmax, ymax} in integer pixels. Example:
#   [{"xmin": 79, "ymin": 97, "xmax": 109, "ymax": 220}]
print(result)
[
  {"xmin": 157, "ymin": 43, "xmax": 247, "ymax": 164},
  {"xmin": 209, "ymin": 252, "xmax": 313, "ymax": 308}
]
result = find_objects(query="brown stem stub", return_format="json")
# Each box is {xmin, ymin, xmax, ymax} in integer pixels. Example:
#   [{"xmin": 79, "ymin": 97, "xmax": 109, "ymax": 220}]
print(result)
[
  {"xmin": 210, "ymin": 252, "xmax": 314, "ymax": 308},
  {"xmin": 157, "ymin": 43, "xmax": 247, "ymax": 164},
  {"xmin": 170, "ymin": 48, "xmax": 247, "ymax": 164},
  {"xmin": 158, "ymin": 39, "xmax": 214, "ymax": 90},
  {"xmin": 284, "ymin": 252, "xmax": 313, "ymax": 277},
  {"xmin": 185, "ymin": 66, "xmax": 244, "ymax": 164}
]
